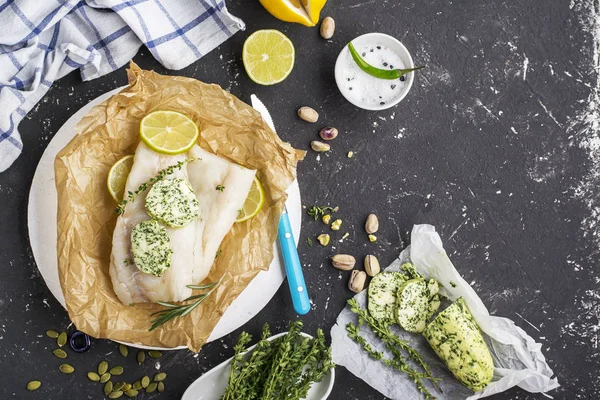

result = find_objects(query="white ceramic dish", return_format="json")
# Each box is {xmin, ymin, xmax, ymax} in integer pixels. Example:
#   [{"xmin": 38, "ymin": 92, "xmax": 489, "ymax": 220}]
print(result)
[
  {"xmin": 27, "ymin": 86, "xmax": 302, "ymax": 350},
  {"xmin": 335, "ymin": 32, "xmax": 415, "ymax": 111},
  {"xmin": 181, "ymin": 332, "xmax": 335, "ymax": 400}
]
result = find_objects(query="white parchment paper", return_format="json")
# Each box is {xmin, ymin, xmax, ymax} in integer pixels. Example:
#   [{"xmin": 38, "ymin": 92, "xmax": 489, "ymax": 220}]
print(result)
[{"xmin": 331, "ymin": 224, "xmax": 560, "ymax": 399}]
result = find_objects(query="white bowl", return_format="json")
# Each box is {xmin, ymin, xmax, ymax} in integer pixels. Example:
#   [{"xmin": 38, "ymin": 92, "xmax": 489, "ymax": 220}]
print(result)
[
  {"xmin": 334, "ymin": 33, "xmax": 415, "ymax": 111},
  {"xmin": 181, "ymin": 332, "xmax": 335, "ymax": 400}
]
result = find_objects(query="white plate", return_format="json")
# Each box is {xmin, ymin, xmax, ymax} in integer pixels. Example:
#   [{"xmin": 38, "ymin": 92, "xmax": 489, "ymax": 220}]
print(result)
[
  {"xmin": 181, "ymin": 332, "xmax": 335, "ymax": 400},
  {"xmin": 27, "ymin": 86, "xmax": 302, "ymax": 350}
]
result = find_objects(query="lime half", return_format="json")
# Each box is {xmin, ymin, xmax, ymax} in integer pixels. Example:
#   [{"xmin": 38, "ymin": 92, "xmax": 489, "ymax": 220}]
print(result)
[
  {"xmin": 140, "ymin": 111, "xmax": 199, "ymax": 155},
  {"xmin": 242, "ymin": 30, "xmax": 295, "ymax": 86}
]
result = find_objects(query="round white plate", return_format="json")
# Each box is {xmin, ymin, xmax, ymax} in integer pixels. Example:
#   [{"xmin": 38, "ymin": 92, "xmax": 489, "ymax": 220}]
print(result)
[{"xmin": 27, "ymin": 86, "xmax": 301, "ymax": 350}]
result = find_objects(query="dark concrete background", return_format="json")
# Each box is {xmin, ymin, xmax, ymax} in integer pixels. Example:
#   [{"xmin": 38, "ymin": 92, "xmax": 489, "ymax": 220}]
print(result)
[{"xmin": 0, "ymin": 0, "xmax": 598, "ymax": 399}]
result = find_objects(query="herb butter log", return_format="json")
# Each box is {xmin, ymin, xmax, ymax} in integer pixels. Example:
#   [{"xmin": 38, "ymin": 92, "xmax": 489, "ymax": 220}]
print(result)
[
  {"xmin": 110, "ymin": 142, "xmax": 256, "ymax": 304},
  {"xmin": 424, "ymin": 298, "xmax": 494, "ymax": 392},
  {"xmin": 368, "ymin": 272, "xmax": 406, "ymax": 323}
]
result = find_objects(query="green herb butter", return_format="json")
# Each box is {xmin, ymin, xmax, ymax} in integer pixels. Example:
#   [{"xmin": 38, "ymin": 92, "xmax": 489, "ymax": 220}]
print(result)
[
  {"xmin": 395, "ymin": 278, "xmax": 429, "ymax": 333},
  {"xmin": 131, "ymin": 220, "xmax": 172, "ymax": 277},
  {"xmin": 424, "ymin": 298, "xmax": 494, "ymax": 392},
  {"xmin": 145, "ymin": 178, "xmax": 199, "ymax": 228},
  {"xmin": 367, "ymin": 272, "xmax": 407, "ymax": 323}
]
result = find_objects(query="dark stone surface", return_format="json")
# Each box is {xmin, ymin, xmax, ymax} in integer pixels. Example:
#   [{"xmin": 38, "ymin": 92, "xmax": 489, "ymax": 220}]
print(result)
[{"xmin": 1, "ymin": 0, "xmax": 598, "ymax": 399}]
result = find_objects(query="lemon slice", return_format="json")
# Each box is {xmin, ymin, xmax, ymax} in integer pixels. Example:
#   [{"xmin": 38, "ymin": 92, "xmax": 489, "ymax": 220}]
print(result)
[
  {"xmin": 259, "ymin": 0, "xmax": 327, "ymax": 26},
  {"xmin": 140, "ymin": 111, "xmax": 199, "ymax": 155},
  {"xmin": 236, "ymin": 176, "xmax": 265, "ymax": 223},
  {"xmin": 242, "ymin": 30, "xmax": 295, "ymax": 86},
  {"xmin": 107, "ymin": 154, "xmax": 134, "ymax": 203}
]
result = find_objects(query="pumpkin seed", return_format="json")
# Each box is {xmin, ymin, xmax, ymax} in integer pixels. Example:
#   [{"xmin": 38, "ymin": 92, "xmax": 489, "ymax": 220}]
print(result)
[
  {"xmin": 104, "ymin": 381, "xmax": 114, "ymax": 396},
  {"xmin": 136, "ymin": 350, "xmax": 145, "ymax": 365},
  {"xmin": 108, "ymin": 391, "xmax": 123, "ymax": 399},
  {"xmin": 27, "ymin": 381, "xmax": 41, "ymax": 391},
  {"xmin": 123, "ymin": 383, "xmax": 132, "ymax": 391},
  {"xmin": 53, "ymin": 348, "xmax": 67, "ymax": 359},
  {"xmin": 100, "ymin": 372, "xmax": 111, "ymax": 383},
  {"xmin": 119, "ymin": 344, "xmax": 128, "ymax": 357},
  {"xmin": 98, "ymin": 360, "xmax": 109, "ymax": 375},
  {"xmin": 146, "ymin": 382, "xmax": 158, "ymax": 393},
  {"xmin": 153, "ymin": 372, "xmax": 166, "ymax": 382},
  {"xmin": 87, "ymin": 372, "xmax": 101, "ymax": 382},
  {"xmin": 124, "ymin": 389, "xmax": 138, "ymax": 398},
  {"xmin": 59, "ymin": 364, "xmax": 74, "ymax": 374},
  {"xmin": 57, "ymin": 331, "xmax": 67, "ymax": 347},
  {"xmin": 157, "ymin": 381, "xmax": 164, "ymax": 393},
  {"xmin": 133, "ymin": 381, "xmax": 142, "ymax": 391},
  {"xmin": 109, "ymin": 366, "xmax": 123, "ymax": 376},
  {"xmin": 113, "ymin": 382, "xmax": 126, "ymax": 391},
  {"xmin": 148, "ymin": 350, "xmax": 162, "ymax": 358},
  {"xmin": 141, "ymin": 376, "xmax": 150, "ymax": 388},
  {"xmin": 45, "ymin": 330, "xmax": 59, "ymax": 339}
]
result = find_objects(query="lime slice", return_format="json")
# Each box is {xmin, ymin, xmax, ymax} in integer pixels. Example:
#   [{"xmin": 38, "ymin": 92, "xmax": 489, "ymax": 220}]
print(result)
[
  {"xmin": 242, "ymin": 30, "xmax": 295, "ymax": 86},
  {"xmin": 140, "ymin": 111, "xmax": 199, "ymax": 155},
  {"xmin": 236, "ymin": 176, "xmax": 265, "ymax": 223},
  {"xmin": 107, "ymin": 154, "xmax": 134, "ymax": 203}
]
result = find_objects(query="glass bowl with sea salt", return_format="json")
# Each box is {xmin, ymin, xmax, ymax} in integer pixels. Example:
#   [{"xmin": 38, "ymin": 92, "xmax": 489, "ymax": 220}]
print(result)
[{"xmin": 335, "ymin": 33, "xmax": 416, "ymax": 111}]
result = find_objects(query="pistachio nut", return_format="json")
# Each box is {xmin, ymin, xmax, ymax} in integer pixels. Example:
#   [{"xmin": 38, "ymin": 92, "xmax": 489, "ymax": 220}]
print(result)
[
  {"xmin": 322, "ymin": 214, "xmax": 331, "ymax": 224},
  {"xmin": 365, "ymin": 214, "xmax": 379, "ymax": 234},
  {"xmin": 317, "ymin": 233, "xmax": 330, "ymax": 246},
  {"xmin": 311, "ymin": 140, "xmax": 330, "ymax": 152},
  {"xmin": 331, "ymin": 254, "xmax": 355, "ymax": 270},
  {"xmin": 348, "ymin": 270, "xmax": 367, "ymax": 293},
  {"xmin": 347, "ymin": 151, "xmax": 354, "ymax": 158},
  {"xmin": 331, "ymin": 219, "xmax": 342, "ymax": 231},
  {"xmin": 319, "ymin": 127, "xmax": 338, "ymax": 141},
  {"xmin": 368, "ymin": 234, "xmax": 377, "ymax": 242},
  {"xmin": 364, "ymin": 255, "xmax": 380, "ymax": 277},
  {"xmin": 320, "ymin": 17, "xmax": 335, "ymax": 39},
  {"xmin": 298, "ymin": 106, "xmax": 319, "ymax": 123}
]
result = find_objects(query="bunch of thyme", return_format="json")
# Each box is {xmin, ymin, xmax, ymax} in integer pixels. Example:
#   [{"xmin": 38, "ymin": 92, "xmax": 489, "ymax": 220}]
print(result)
[
  {"xmin": 306, "ymin": 205, "xmax": 339, "ymax": 220},
  {"xmin": 221, "ymin": 321, "xmax": 334, "ymax": 400},
  {"xmin": 115, "ymin": 158, "xmax": 196, "ymax": 215},
  {"xmin": 346, "ymin": 298, "xmax": 441, "ymax": 399}
]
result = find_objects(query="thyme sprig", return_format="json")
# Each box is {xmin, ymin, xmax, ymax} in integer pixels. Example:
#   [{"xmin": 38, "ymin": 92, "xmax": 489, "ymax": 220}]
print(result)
[
  {"xmin": 306, "ymin": 205, "xmax": 339, "ymax": 220},
  {"xmin": 149, "ymin": 278, "xmax": 221, "ymax": 331},
  {"xmin": 222, "ymin": 321, "xmax": 334, "ymax": 400},
  {"xmin": 115, "ymin": 158, "xmax": 197, "ymax": 215},
  {"xmin": 347, "ymin": 298, "xmax": 441, "ymax": 398}
]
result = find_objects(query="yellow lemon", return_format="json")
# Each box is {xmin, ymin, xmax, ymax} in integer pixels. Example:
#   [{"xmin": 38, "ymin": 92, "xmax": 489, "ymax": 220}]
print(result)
[
  {"xmin": 107, "ymin": 154, "xmax": 134, "ymax": 203},
  {"xmin": 235, "ymin": 176, "xmax": 265, "ymax": 223},
  {"xmin": 259, "ymin": 0, "xmax": 327, "ymax": 27}
]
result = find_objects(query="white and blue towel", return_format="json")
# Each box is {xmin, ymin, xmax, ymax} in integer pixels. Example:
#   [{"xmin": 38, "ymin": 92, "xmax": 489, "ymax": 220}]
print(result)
[{"xmin": 0, "ymin": 0, "xmax": 244, "ymax": 172}]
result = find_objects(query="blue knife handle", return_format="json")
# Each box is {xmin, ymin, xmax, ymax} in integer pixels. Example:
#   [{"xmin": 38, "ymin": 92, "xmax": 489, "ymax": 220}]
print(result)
[{"xmin": 278, "ymin": 213, "xmax": 311, "ymax": 315}]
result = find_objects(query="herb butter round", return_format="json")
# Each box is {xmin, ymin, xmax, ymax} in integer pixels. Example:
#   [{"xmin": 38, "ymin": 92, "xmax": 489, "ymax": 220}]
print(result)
[
  {"xmin": 131, "ymin": 220, "xmax": 172, "ymax": 277},
  {"xmin": 145, "ymin": 178, "xmax": 199, "ymax": 228}
]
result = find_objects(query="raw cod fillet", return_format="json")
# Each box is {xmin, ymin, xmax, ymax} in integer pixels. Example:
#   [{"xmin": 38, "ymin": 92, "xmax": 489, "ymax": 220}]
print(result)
[{"xmin": 109, "ymin": 142, "xmax": 256, "ymax": 304}]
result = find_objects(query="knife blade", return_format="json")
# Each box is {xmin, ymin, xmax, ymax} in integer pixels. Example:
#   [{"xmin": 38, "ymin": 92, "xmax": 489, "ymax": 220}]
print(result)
[{"xmin": 251, "ymin": 94, "xmax": 310, "ymax": 315}]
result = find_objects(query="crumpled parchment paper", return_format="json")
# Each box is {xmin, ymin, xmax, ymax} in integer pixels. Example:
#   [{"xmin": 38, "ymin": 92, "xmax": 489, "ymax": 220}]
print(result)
[
  {"xmin": 54, "ymin": 63, "xmax": 304, "ymax": 351},
  {"xmin": 331, "ymin": 224, "xmax": 560, "ymax": 399}
]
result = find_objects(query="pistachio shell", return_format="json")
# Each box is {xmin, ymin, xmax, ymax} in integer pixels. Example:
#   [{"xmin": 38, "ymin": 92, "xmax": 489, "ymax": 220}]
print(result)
[
  {"xmin": 320, "ymin": 17, "xmax": 335, "ymax": 39},
  {"xmin": 298, "ymin": 106, "xmax": 319, "ymax": 123}
]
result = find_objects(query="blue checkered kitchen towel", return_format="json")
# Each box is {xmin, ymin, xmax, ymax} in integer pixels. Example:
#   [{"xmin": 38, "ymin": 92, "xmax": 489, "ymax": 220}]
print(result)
[{"xmin": 0, "ymin": 0, "xmax": 244, "ymax": 172}]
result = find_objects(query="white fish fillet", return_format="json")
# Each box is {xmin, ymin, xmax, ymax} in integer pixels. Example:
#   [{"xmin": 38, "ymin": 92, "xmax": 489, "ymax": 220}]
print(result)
[{"xmin": 109, "ymin": 143, "xmax": 256, "ymax": 304}]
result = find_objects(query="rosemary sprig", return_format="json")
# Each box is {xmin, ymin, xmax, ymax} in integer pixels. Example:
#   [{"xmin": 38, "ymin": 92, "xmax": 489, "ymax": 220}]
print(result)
[
  {"xmin": 149, "ymin": 278, "xmax": 221, "ymax": 331},
  {"xmin": 347, "ymin": 298, "xmax": 441, "ymax": 397},
  {"xmin": 115, "ymin": 158, "xmax": 197, "ymax": 215},
  {"xmin": 306, "ymin": 205, "xmax": 339, "ymax": 220}
]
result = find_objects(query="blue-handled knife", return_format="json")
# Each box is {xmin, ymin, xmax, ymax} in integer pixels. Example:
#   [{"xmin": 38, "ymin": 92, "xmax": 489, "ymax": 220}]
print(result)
[{"xmin": 251, "ymin": 94, "xmax": 311, "ymax": 315}]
